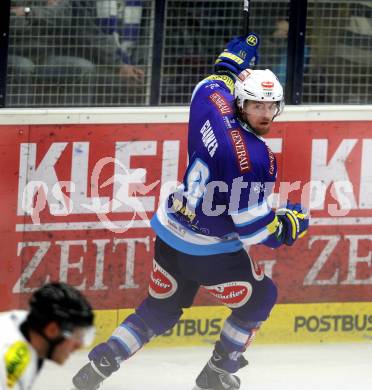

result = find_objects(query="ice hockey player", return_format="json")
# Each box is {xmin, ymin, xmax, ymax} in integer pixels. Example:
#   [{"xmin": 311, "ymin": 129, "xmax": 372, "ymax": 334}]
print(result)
[
  {"xmin": 0, "ymin": 282, "xmax": 95, "ymax": 390},
  {"xmin": 72, "ymin": 34, "xmax": 309, "ymax": 390}
]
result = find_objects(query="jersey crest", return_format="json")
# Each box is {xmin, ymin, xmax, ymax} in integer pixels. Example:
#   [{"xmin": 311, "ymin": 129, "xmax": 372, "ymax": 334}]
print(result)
[{"xmin": 5, "ymin": 341, "xmax": 31, "ymax": 388}]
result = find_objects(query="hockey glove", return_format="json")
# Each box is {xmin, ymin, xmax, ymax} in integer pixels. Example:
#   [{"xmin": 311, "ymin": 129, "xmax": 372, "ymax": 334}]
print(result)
[
  {"xmin": 276, "ymin": 202, "xmax": 309, "ymax": 246},
  {"xmin": 214, "ymin": 33, "xmax": 260, "ymax": 76}
]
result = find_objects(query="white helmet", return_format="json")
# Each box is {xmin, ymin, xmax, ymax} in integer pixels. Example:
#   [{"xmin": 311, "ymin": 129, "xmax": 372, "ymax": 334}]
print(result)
[{"xmin": 234, "ymin": 69, "xmax": 284, "ymax": 116}]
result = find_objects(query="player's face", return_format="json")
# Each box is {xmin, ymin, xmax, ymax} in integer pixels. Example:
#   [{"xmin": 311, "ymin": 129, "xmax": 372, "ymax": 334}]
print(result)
[
  {"xmin": 50, "ymin": 335, "xmax": 83, "ymax": 364},
  {"xmin": 50, "ymin": 326, "xmax": 94, "ymax": 364},
  {"xmin": 241, "ymin": 100, "xmax": 278, "ymax": 136}
]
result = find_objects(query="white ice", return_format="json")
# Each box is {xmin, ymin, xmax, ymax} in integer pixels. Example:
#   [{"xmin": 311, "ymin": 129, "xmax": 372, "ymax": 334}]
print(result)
[{"xmin": 34, "ymin": 343, "xmax": 372, "ymax": 390}]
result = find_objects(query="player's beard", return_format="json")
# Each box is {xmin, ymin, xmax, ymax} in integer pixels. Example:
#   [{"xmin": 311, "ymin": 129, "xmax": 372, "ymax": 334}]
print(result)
[
  {"xmin": 241, "ymin": 109, "xmax": 274, "ymax": 137},
  {"xmin": 253, "ymin": 120, "xmax": 272, "ymax": 136}
]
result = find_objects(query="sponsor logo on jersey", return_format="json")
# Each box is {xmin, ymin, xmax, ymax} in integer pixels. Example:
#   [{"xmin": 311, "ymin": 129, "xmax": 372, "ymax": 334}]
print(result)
[
  {"xmin": 5, "ymin": 341, "xmax": 31, "ymax": 388},
  {"xmin": 200, "ymin": 120, "xmax": 218, "ymax": 157},
  {"xmin": 229, "ymin": 129, "xmax": 251, "ymax": 173},
  {"xmin": 206, "ymin": 75, "xmax": 235, "ymax": 94},
  {"xmin": 209, "ymin": 92, "xmax": 233, "ymax": 115},
  {"xmin": 172, "ymin": 196, "xmax": 196, "ymax": 222},
  {"xmin": 222, "ymin": 116, "xmax": 232, "ymax": 129},
  {"xmin": 205, "ymin": 82, "xmax": 220, "ymax": 90},
  {"xmin": 167, "ymin": 217, "xmax": 187, "ymax": 237},
  {"xmin": 204, "ymin": 281, "xmax": 253, "ymax": 308},
  {"xmin": 149, "ymin": 259, "xmax": 178, "ymax": 299},
  {"xmin": 266, "ymin": 145, "xmax": 276, "ymax": 175}
]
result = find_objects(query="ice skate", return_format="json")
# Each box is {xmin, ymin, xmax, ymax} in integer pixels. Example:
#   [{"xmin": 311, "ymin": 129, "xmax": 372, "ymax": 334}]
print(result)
[
  {"xmin": 193, "ymin": 360, "xmax": 241, "ymax": 390},
  {"xmin": 193, "ymin": 340, "xmax": 248, "ymax": 390},
  {"xmin": 72, "ymin": 361, "xmax": 105, "ymax": 390},
  {"xmin": 72, "ymin": 342, "xmax": 120, "ymax": 390}
]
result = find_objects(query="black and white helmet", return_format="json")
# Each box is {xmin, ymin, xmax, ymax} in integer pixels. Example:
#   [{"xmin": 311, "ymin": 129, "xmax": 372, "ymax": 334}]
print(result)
[
  {"xmin": 234, "ymin": 69, "xmax": 284, "ymax": 115},
  {"xmin": 28, "ymin": 282, "xmax": 95, "ymax": 346}
]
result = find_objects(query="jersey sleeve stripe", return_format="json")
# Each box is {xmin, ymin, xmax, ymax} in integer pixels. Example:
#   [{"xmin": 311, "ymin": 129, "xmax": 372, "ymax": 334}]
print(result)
[
  {"xmin": 233, "ymin": 208, "xmax": 272, "ymax": 227},
  {"xmin": 230, "ymin": 201, "xmax": 270, "ymax": 226},
  {"xmin": 239, "ymin": 225, "xmax": 272, "ymax": 245},
  {"xmin": 235, "ymin": 210, "xmax": 275, "ymax": 237}
]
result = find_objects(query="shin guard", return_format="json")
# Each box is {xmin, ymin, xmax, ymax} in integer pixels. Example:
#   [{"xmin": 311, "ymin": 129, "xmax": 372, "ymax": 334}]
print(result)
[{"xmin": 218, "ymin": 315, "xmax": 261, "ymax": 372}]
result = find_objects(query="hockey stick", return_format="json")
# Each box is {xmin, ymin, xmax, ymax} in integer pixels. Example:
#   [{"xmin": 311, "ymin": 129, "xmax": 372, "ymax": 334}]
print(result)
[
  {"xmin": 243, "ymin": 0, "xmax": 250, "ymax": 35},
  {"xmin": 242, "ymin": 0, "xmax": 259, "ymax": 68}
]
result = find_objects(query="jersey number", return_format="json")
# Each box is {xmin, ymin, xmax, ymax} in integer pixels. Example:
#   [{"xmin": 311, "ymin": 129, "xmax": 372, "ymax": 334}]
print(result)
[{"xmin": 185, "ymin": 159, "xmax": 210, "ymax": 207}]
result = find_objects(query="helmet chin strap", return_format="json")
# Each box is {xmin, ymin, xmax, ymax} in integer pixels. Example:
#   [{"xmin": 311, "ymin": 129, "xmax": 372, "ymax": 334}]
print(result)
[
  {"xmin": 235, "ymin": 109, "xmax": 266, "ymax": 139},
  {"xmin": 21, "ymin": 319, "xmax": 66, "ymax": 360},
  {"xmin": 235, "ymin": 103, "xmax": 254, "ymax": 134}
]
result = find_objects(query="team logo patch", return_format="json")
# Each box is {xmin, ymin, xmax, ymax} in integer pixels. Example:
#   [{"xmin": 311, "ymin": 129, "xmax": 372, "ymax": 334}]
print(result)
[
  {"xmin": 246, "ymin": 34, "xmax": 258, "ymax": 46},
  {"xmin": 5, "ymin": 341, "xmax": 31, "ymax": 388},
  {"xmin": 209, "ymin": 92, "xmax": 233, "ymax": 115},
  {"xmin": 204, "ymin": 281, "xmax": 253, "ymax": 308},
  {"xmin": 229, "ymin": 129, "xmax": 251, "ymax": 173},
  {"xmin": 149, "ymin": 259, "xmax": 178, "ymax": 299}
]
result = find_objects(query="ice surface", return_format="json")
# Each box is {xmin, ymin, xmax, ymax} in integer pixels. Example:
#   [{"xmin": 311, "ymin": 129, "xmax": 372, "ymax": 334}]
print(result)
[{"xmin": 34, "ymin": 343, "xmax": 372, "ymax": 390}]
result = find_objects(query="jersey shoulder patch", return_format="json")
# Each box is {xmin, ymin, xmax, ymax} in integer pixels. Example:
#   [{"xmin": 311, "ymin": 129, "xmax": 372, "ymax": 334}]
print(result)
[
  {"xmin": 5, "ymin": 341, "xmax": 31, "ymax": 388},
  {"xmin": 206, "ymin": 74, "xmax": 235, "ymax": 94}
]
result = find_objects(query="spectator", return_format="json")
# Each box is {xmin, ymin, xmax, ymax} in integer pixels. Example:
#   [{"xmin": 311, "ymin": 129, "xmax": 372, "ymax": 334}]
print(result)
[
  {"xmin": 7, "ymin": 0, "xmax": 95, "ymax": 106},
  {"xmin": 330, "ymin": 1, "xmax": 372, "ymax": 103},
  {"xmin": 70, "ymin": 0, "xmax": 144, "ymax": 82},
  {"xmin": 7, "ymin": 0, "xmax": 145, "ymax": 106},
  {"xmin": 270, "ymin": 19, "xmax": 289, "ymax": 85}
]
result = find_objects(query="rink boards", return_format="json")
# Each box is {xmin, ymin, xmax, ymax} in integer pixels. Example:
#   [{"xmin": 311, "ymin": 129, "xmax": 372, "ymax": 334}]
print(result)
[
  {"xmin": 0, "ymin": 106, "xmax": 372, "ymax": 346},
  {"xmin": 94, "ymin": 302, "xmax": 372, "ymax": 346}
]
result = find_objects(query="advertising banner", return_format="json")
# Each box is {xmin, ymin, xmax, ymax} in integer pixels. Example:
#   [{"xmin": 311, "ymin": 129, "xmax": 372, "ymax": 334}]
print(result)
[{"xmin": 1, "ymin": 118, "xmax": 372, "ymax": 316}]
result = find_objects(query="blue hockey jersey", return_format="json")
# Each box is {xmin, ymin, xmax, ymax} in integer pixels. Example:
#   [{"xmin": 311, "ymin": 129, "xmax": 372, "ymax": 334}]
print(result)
[{"xmin": 151, "ymin": 75, "xmax": 279, "ymax": 255}]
